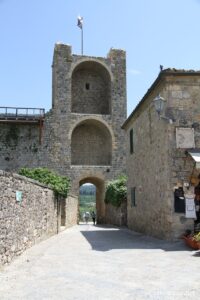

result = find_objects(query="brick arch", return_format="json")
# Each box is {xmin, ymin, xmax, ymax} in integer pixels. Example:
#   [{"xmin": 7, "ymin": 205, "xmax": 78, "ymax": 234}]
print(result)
[
  {"xmin": 71, "ymin": 60, "xmax": 112, "ymax": 114},
  {"xmin": 71, "ymin": 119, "xmax": 112, "ymax": 166}
]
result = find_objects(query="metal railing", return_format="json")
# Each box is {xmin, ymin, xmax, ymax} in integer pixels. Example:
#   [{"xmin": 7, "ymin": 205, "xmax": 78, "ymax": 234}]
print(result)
[{"xmin": 0, "ymin": 107, "xmax": 45, "ymax": 120}]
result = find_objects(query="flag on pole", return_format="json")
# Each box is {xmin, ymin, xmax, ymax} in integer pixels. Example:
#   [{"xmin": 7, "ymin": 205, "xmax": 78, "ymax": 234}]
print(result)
[{"xmin": 77, "ymin": 16, "xmax": 83, "ymax": 29}]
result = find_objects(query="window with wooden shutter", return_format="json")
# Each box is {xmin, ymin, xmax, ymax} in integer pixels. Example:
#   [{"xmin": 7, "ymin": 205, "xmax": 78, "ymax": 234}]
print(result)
[
  {"xmin": 130, "ymin": 128, "xmax": 134, "ymax": 154},
  {"xmin": 131, "ymin": 187, "xmax": 136, "ymax": 207}
]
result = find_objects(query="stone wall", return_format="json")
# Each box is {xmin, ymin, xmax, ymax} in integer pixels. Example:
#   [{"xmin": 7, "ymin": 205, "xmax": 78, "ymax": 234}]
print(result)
[
  {"xmin": 0, "ymin": 171, "xmax": 78, "ymax": 266},
  {"xmin": 50, "ymin": 44, "xmax": 127, "ymax": 225},
  {"xmin": 125, "ymin": 88, "xmax": 174, "ymax": 240},
  {"xmin": 124, "ymin": 71, "xmax": 200, "ymax": 240},
  {"xmin": 0, "ymin": 43, "xmax": 127, "ymax": 227},
  {"xmin": 63, "ymin": 195, "xmax": 78, "ymax": 228},
  {"xmin": 166, "ymin": 75, "xmax": 200, "ymax": 238},
  {"xmin": 71, "ymin": 120, "xmax": 112, "ymax": 165},
  {"xmin": 0, "ymin": 123, "xmax": 41, "ymax": 171},
  {"xmin": 71, "ymin": 64, "xmax": 111, "ymax": 114},
  {"xmin": 105, "ymin": 201, "xmax": 127, "ymax": 227}
]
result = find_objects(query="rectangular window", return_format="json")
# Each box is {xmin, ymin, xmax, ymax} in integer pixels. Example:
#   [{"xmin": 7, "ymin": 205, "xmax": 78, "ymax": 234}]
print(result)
[
  {"xmin": 131, "ymin": 187, "xmax": 136, "ymax": 207},
  {"xmin": 174, "ymin": 188, "xmax": 185, "ymax": 213},
  {"xmin": 130, "ymin": 128, "xmax": 134, "ymax": 154}
]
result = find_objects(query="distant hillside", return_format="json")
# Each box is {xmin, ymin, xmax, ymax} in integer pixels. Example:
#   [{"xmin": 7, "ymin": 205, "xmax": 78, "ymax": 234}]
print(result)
[
  {"xmin": 79, "ymin": 185, "xmax": 96, "ymax": 220},
  {"xmin": 80, "ymin": 184, "xmax": 96, "ymax": 195}
]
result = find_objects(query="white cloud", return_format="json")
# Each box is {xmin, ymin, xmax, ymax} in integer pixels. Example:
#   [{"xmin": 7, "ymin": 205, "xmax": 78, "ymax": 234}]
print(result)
[{"xmin": 129, "ymin": 69, "xmax": 141, "ymax": 75}]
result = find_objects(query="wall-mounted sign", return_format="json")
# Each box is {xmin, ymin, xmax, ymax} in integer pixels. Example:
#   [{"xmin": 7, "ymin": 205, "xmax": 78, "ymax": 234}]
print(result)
[
  {"xmin": 16, "ymin": 191, "xmax": 22, "ymax": 202},
  {"xmin": 176, "ymin": 127, "xmax": 195, "ymax": 149},
  {"xmin": 185, "ymin": 197, "xmax": 196, "ymax": 219}
]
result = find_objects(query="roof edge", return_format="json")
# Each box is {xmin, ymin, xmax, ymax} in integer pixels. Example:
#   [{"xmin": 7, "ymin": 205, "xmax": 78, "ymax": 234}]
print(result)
[
  {"xmin": 122, "ymin": 69, "xmax": 200, "ymax": 129},
  {"xmin": 122, "ymin": 72, "xmax": 163, "ymax": 129}
]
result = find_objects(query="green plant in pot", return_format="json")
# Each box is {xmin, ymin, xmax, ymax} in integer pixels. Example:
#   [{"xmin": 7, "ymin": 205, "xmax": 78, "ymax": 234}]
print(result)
[{"xmin": 193, "ymin": 232, "xmax": 200, "ymax": 242}]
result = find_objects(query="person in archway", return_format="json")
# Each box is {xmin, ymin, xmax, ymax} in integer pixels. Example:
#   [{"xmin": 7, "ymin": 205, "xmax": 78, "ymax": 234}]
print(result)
[
  {"xmin": 85, "ymin": 211, "xmax": 90, "ymax": 224},
  {"xmin": 82, "ymin": 212, "xmax": 86, "ymax": 223},
  {"xmin": 91, "ymin": 211, "xmax": 96, "ymax": 225}
]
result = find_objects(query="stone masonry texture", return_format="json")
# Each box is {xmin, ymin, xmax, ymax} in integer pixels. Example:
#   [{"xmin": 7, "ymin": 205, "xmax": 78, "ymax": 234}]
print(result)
[
  {"xmin": 0, "ymin": 43, "xmax": 127, "ymax": 226},
  {"xmin": 0, "ymin": 171, "xmax": 58, "ymax": 266},
  {"xmin": 124, "ymin": 70, "xmax": 200, "ymax": 240},
  {"xmin": 0, "ymin": 170, "xmax": 78, "ymax": 267}
]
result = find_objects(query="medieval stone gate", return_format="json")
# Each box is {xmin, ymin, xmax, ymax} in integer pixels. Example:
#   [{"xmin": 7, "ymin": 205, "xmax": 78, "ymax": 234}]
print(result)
[{"xmin": 0, "ymin": 43, "xmax": 127, "ymax": 224}]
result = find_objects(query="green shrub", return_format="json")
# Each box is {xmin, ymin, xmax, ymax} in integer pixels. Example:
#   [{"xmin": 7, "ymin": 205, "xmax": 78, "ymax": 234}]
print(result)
[
  {"xmin": 19, "ymin": 167, "xmax": 70, "ymax": 197},
  {"xmin": 105, "ymin": 174, "xmax": 127, "ymax": 207}
]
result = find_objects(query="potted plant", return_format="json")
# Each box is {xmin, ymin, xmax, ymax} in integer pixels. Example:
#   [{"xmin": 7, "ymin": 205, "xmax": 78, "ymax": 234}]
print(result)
[
  {"xmin": 193, "ymin": 232, "xmax": 200, "ymax": 249},
  {"xmin": 182, "ymin": 230, "xmax": 199, "ymax": 250}
]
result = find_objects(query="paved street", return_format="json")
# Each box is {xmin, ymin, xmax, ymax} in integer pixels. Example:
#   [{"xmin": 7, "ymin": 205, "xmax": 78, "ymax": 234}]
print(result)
[{"xmin": 0, "ymin": 224, "xmax": 199, "ymax": 300}]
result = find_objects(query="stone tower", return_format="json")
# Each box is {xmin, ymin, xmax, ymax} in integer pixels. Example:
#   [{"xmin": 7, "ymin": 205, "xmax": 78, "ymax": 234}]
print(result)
[
  {"xmin": 47, "ymin": 43, "xmax": 127, "ymax": 222},
  {"xmin": 0, "ymin": 43, "xmax": 127, "ymax": 224}
]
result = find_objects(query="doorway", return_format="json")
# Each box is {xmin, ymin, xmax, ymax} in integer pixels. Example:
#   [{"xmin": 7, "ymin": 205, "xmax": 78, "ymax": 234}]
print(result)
[
  {"xmin": 79, "ymin": 177, "xmax": 106, "ymax": 224},
  {"xmin": 79, "ymin": 183, "xmax": 96, "ymax": 222}
]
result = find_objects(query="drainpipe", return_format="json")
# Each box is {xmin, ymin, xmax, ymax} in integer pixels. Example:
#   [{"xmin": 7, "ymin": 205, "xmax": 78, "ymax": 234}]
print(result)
[{"xmin": 56, "ymin": 196, "xmax": 60, "ymax": 234}]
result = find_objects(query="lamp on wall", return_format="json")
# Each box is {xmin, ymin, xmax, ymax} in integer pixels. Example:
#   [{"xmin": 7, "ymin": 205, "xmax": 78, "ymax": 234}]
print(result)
[
  {"xmin": 153, "ymin": 94, "xmax": 173, "ymax": 124},
  {"xmin": 153, "ymin": 94, "xmax": 165, "ymax": 115}
]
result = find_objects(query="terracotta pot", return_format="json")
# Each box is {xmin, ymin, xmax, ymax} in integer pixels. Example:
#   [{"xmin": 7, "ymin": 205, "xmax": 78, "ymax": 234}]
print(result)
[
  {"xmin": 183, "ymin": 236, "xmax": 199, "ymax": 250},
  {"xmin": 197, "ymin": 241, "xmax": 200, "ymax": 250}
]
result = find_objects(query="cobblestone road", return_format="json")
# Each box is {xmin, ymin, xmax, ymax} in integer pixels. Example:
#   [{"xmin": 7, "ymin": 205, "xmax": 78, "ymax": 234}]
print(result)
[{"xmin": 0, "ymin": 224, "xmax": 199, "ymax": 300}]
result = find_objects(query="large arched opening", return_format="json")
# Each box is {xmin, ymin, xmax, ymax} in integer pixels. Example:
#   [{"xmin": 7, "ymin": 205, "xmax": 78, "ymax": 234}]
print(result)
[
  {"xmin": 71, "ymin": 61, "xmax": 111, "ymax": 114},
  {"xmin": 71, "ymin": 119, "xmax": 112, "ymax": 166},
  {"xmin": 79, "ymin": 177, "xmax": 106, "ymax": 224}
]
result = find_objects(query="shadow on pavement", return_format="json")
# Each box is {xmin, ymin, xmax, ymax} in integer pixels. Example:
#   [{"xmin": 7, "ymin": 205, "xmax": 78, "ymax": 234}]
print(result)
[
  {"xmin": 80, "ymin": 225, "xmax": 191, "ymax": 252},
  {"xmin": 192, "ymin": 250, "xmax": 200, "ymax": 257}
]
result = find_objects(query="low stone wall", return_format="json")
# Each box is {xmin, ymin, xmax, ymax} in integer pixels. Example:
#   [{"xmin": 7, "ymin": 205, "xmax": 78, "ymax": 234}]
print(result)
[
  {"xmin": 0, "ymin": 171, "xmax": 78, "ymax": 266},
  {"xmin": 105, "ymin": 200, "xmax": 127, "ymax": 227},
  {"xmin": 65, "ymin": 195, "xmax": 78, "ymax": 228},
  {"xmin": 60, "ymin": 194, "xmax": 78, "ymax": 228}
]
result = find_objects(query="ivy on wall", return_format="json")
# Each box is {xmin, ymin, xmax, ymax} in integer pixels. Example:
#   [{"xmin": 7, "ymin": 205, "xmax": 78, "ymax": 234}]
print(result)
[
  {"xmin": 105, "ymin": 174, "xmax": 127, "ymax": 207},
  {"xmin": 19, "ymin": 167, "xmax": 70, "ymax": 197}
]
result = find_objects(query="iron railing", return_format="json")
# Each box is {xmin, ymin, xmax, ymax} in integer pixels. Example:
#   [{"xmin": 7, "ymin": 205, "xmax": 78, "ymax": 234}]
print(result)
[{"xmin": 0, "ymin": 107, "xmax": 45, "ymax": 120}]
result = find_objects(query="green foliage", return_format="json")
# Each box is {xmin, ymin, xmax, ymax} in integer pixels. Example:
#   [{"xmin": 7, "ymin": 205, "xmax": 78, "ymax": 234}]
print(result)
[
  {"xmin": 79, "ymin": 194, "xmax": 96, "ymax": 207},
  {"xmin": 79, "ymin": 194, "xmax": 96, "ymax": 220},
  {"xmin": 79, "ymin": 184, "xmax": 96, "ymax": 221},
  {"xmin": 19, "ymin": 167, "xmax": 70, "ymax": 197},
  {"xmin": 105, "ymin": 174, "xmax": 127, "ymax": 207},
  {"xmin": 194, "ymin": 232, "xmax": 200, "ymax": 242}
]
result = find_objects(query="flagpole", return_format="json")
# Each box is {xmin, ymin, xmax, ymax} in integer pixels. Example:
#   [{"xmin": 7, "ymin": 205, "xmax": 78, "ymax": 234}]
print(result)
[
  {"xmin": 81, "ymin": 26, "xmax": 83, "ymax": 55},
  {"xmin": 77, "ymin": 16, "xmax": 84, "ymax": 55}
]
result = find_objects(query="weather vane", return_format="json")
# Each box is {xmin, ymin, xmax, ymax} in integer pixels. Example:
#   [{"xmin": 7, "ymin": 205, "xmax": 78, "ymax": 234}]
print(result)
[{"xmin": 77, "ymin": 16, "xmax": 83, "ymax": 55}]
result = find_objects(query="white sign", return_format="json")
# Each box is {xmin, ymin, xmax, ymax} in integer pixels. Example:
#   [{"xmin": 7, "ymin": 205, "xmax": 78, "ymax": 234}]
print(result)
[
  {"xmin": 185, "ymin": 197, "xmax": 196, "ymax": 219},
  {"xmin": 176, "ymin": 127, "xmax": 195, "ymax": 149},
  {"xmin": 16, "ymin": 191, "xmax": 22, "ymax": 202}
]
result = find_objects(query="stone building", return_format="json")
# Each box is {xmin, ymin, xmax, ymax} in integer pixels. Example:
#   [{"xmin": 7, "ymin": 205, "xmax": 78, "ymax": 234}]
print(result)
[
  {"xmin": 122, "ymin": 69, "xmax": 200, "ymax": 240},
  {"xmin": 0, "ymin": 43, "xmax": 127, "ymax": 224}
]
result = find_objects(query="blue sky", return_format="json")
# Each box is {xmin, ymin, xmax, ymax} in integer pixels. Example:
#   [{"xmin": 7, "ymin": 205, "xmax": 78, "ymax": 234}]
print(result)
[{"xmin": 1, "ymin": 0, "xmax": 200, "ymax": 116}]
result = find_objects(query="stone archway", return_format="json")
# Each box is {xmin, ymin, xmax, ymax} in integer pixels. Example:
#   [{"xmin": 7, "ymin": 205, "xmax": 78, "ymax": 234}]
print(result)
[
  {"xmin": 79, "ymin": 177, "xmax": 106, "ymax": 224},
  {"xmin": 71, "ymin": 60, "xmax": 112, "ymax": 114},
  {"xmin": 71, "ymin": 119, "xmax": 112, "ymax": 166}
]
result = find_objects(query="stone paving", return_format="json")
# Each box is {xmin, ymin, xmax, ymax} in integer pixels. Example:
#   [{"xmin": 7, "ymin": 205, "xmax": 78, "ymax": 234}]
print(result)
[{"xmin": 0, "ymin": 224, "xmax": 199, "ymax": 300}]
